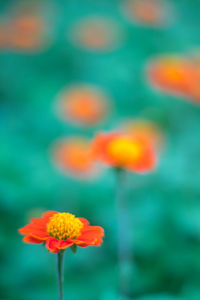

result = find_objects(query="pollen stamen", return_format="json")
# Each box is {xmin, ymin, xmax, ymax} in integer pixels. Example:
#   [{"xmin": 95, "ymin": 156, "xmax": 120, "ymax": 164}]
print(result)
[
  {"xmin": 47, "ymin": 213, "xmax": 83, "ymax": 240},
  {"xmin": 108, "ymin": 137, "xmax": 142, "ymax": 165}
]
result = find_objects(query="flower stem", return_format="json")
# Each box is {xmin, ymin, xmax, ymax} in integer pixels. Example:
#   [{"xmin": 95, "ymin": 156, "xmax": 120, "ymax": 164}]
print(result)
[
  {"xmin": 57, "ymin": 251, "xmax": 65, "ymax": 300},
  {"xmin": 115, "ymin": 168, "xmax": 132, "ymax": 297}
]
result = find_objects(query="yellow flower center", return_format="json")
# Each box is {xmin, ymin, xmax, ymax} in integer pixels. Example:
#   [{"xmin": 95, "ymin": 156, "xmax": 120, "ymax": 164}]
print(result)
[
  {"xmin": 47, "ymin": 213, "xmax": 83, "ymax": 240},
  {"xmin": 108, "ymin": 137, "xmax": 142, "ymax": 166},
  {"xmin": 163, "ymin": 60, "xmax": 184, "ymax": 82}
]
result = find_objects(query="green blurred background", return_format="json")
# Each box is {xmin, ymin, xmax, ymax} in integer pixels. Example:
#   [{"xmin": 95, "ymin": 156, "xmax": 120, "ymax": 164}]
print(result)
[{"xmin": 1, "ymin": 0, "xmax": 200, "ymax": 299}]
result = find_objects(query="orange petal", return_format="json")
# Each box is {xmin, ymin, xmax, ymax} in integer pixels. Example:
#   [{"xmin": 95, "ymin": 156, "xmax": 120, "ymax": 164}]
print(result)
[
  {"xmin": 92, "ymin": 132, "xmax": 122, "ymax": 165},
  {"xmin": 91, "ymin": 133, "xmax": 107, "ymax": 158},
  {"xmin": 128, "ymin": 146, "xmax": 156, "ymax": 172},
  {"xmin": 74, "ymin": 226, "xmax": 104, "ymax": 247},
  {"xmin": 19, "ymin": 211, "xmax": 57, "ymax": 237},
  {"xmin": 46, "ymin": 237, "xmax": 73, "ymax": 253},
  {"xmin": 42, "ymin": 211, "xmax": 57, "ymax": 219},
  {"xmin": 18, "ymin": 224, "xmax": 38, "ymax": 234},
  {"xmin": 46, "ymin": 238, "xmax": 60, "ymax": 253},
  {"xmin": 29, "ymin": 217, "xmax": 47, "ymax": 225},
  {"xmin": 79, "ymin": 217, "xmax": 90, "ymax": 227},
  {"xmin": 23, "ymin": 235, "xmax": 44, "ymax": 244},
  {"xmin": 18, "ymin": 224, "xmax": 47, "ymax": 236},
  {"xmin": 30, "ymin": 231, "xmax": 49, "ymax": 240}
]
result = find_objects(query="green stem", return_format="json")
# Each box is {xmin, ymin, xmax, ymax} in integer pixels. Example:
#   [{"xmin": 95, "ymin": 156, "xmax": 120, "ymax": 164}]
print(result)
[
  {"xmin": 115, "ymin": 168, "xmax": 132, "ymax": 297},
  {"xmin": 57, "ymin": 251, "xmax": 65, "ymax": 300}
]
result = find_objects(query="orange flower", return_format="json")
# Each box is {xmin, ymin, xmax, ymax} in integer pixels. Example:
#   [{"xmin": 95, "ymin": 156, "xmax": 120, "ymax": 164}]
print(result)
[
  {"xmin": 57, "ymin": 85, "xmax": 109, "ymax": 126},
  {"xmin": 92, "ymin": 132, "xmax": 156, "ymax": 172},
  {"xmin": 69, "ymin": 17, "xmax": 122, "ymax": 52},
  {"xmin": 123, "ymin": 0, "xmax": 168, "ymax": 27},
  {"xmin": 19, "ymin": 211, "xmax": 104, "ymax": 253},
  {"xmin": 147, "ymin": 56, "xmax": 200, "ymax": 103},
  {"xmin": 6, "ymin": 14, "xmax": 45, "ymax": 51},
  {"xmin": 52, "ymin": 137, "xmax": 97, "ymax": 178}
]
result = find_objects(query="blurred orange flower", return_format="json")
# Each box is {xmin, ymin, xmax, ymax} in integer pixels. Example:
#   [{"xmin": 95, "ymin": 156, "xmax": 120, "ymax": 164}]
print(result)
[
  {"xmin": 147, "ymin": 56, "xmax": 200, "ymax": 103},
  {"xmin": 8, "ymin": 14, "xmax": 44, "ymax": 50},
  {"xmin": 57, "ymin": 85, "xmax": 109, "ymax": 126},
  {"xmin": 121, "ymin": 119, "xmax": 163, "ymax": 149},
  {"xmin": 123, "ymin": 0, "xmax": 168, "ymax": 27},
  {"xmin": 92, "ymin": 132, "xmax": 156, "ymax": 172},
  {"xmin": 69, "ymin": 17, "xmax": 122, "ymax": 51},
  {"xmin": 53, "ymin": 137, "xmax": 97, "ymax": 177},
  {"xmin": 19, "ymin": 211, "xmax": 104, "ymax": 253},
  {"xmin": 0, "ymin": 13, "xmax": 45, "ymax": 51}
]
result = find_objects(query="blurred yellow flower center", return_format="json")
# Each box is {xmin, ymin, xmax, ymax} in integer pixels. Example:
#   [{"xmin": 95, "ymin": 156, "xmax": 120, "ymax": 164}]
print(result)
[
  {"xmin": 108, "ymin": 137, "xmax": 142, "ymax": 166},
  {"xmin": 164, "ymin": 61, "xmax": 184, "ymax": 82},
  {"xmin": 47, "ymin": 213, "xmax": 83, "ymax": 240}
]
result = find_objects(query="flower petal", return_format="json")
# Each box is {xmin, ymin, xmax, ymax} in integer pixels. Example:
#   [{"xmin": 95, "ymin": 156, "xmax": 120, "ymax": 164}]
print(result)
[
  {"xmin": 23, "ymin": 235, "xmax": 44, "ymax": 244},
  {"xmin": 30, "ymin": 231, "xmax": 49, "ymax": 240},
  {"xmin": 128, "ymin": 146, "xmax": 156, "ymax": 172},
  {"xmin": 78, "ymin": 217, "xmax": 90, "ymax": 227},
  {"xmin": 42, "ymin": 211, "xmax": 57, "ymax": 219},
  {"xmin": 46, "ymin": 237, "xmax": 73, "ymax": 253},
  {"xmin": 19, "ymin": 211, "xmax": 57, "ymax": 240},
  {"xmin": 18, "ymin": 224, "xmax": 49, "ymax": 239},
  {"xmin": 29, "ymin": 218, "xmax": 48, "ymax": 228},
  {"xmin": 46, "ymin": 238, "xmax": 60, "ymax": 253},
  {"xmin": 73, "ymin": 226, "xmax": 104, "ymax": 247},
  {"xmin": 18, "ymin": 224, "xmax": 40, "ymax": 235}
]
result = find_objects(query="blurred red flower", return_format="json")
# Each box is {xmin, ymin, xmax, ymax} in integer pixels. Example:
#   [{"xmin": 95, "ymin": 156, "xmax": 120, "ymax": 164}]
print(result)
[
  {"xmin": 92, "ymin": 132, "xmax": 156, "ymax": 172},
  {"xmin": 19, "ymin": 211, "xmax": 104, "ymax": 253}
]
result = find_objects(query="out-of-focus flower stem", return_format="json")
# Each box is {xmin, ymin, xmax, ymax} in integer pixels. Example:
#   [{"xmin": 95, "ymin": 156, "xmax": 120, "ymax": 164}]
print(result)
[
  {"xmin": 57, "ymin": 250, "xmax": 65, "ymax": 300},
  {"xmin": 115, "ymin": 168, "xmax": 132, "ymax": 297}
]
